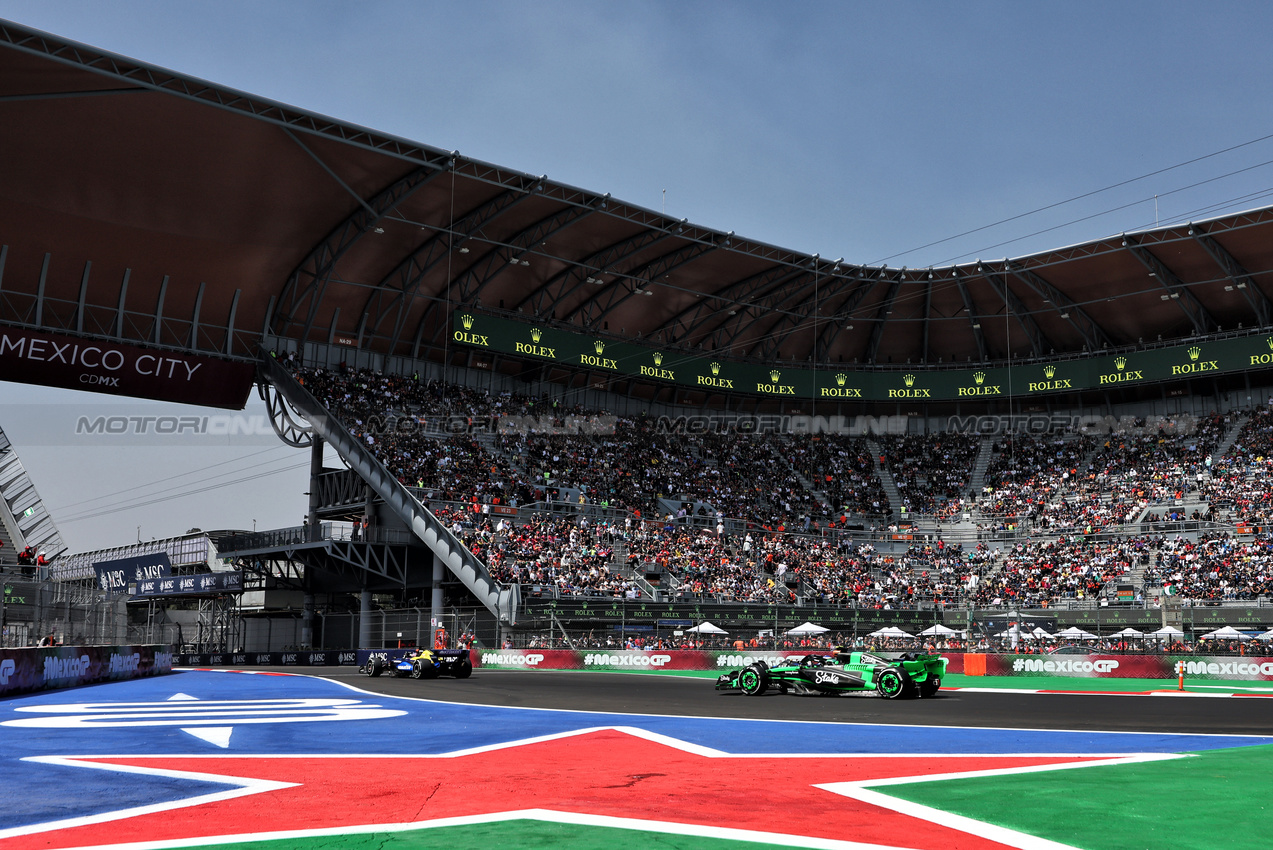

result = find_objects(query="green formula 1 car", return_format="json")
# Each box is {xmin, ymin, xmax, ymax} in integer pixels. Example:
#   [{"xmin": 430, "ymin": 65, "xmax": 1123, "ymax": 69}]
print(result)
[{"xmin": 715, "ymin": 650, "xmax": 946, "ymax": 699}]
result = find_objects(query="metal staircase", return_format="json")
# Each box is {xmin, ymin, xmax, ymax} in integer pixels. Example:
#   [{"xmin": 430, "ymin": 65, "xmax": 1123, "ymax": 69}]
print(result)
[
  {"xmin": 259, "ymin": 354, "xmax": 517, "ymax": 623},
  {"xmin": 1213, "ymin": 412, "xmax": 1250, "ymax": 459},
  {"xmin": 0, "ymin": 423, "xmax": 67, "ymax": 565},
  {"xmin": 865, "ymin": 439, "xmax": 902, "ymax": 516},
  {"xmin": 967, "ymin": 436, "xmax": 995, "ymax": 495}
]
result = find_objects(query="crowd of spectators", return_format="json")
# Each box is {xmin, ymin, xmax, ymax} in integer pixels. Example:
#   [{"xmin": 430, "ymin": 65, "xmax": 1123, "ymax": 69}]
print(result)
[
  {"xmin": 877, "ymin": 434, "xmax": 979, "ymax": 518},
  {"xmin": 982, "ymin": 413, "xmax": 1233, "ymax": 533},
  {"xmin": 284, "ymin": 356, "xmax": 1273, "ymax": 608},
  {"xmin": 1141, "ymin": 532, "xmax": 1273, "ymax": 602},
  {"xmin": 976, "ymin": 434, "xmax": 1095, "ymax": 520},
  {"xmin": 1201, "ymin": 408, "xmax": 1273, "ymax": 526},
  {"xmin": 784, "ymin": 435, "xmax": 891, "ymax": 517}
]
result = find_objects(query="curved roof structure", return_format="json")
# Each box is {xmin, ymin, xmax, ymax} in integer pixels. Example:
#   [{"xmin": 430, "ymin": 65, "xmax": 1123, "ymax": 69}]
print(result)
[{"xmin": 3, "ymin": 19, "xmax": 1273, "ymax": 407}]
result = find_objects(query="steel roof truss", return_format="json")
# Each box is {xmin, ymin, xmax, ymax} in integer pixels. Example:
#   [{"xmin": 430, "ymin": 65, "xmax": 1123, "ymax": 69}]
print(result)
[
  {"xmin": 275, "ymin": 164, "xmax": 444, "ymax": 341},
  {"xmin": 955, "ymin": 274, "xmax": 988, "ymax": 362},
  {"xmin": 981, "ymin": 267, "xmax": 1049, "ymax": 358},
  {"xmin": 1191, "ymin": 227, "xmax": 1272, "ymax": 327},
  {"xmin": 864, "ymin": 276, "xmax": 903, "ymax": 363},
  {"xmin": 581, "ymin": 241, "xmax": 720, "ymax": 328},
  {"xmin": 1123, "ymin": 234, "xmax": 1215, "ymax": 334},
  {"xmin": 1004, "ymin": 260, "xmax": 1110, "ymax": 350}
]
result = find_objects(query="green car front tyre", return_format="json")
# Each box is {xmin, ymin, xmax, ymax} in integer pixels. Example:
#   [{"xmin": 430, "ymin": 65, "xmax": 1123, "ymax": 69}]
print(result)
[{"xmin": 738, "ymin": 663, "xmax": 770, "ymax": 696}]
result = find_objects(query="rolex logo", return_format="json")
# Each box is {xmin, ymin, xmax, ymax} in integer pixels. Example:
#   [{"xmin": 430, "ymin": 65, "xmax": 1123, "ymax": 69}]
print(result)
[
  {"xmin": 770, "ymin": 370, "xmax": 781, "ymax": 382},
  {"xmin": 710, "ymin": 362, "xmax": 721, "ymax": 376},
  {"xmin": 1115, "ymin": 356, "xmax": 1127, "ymax": 370},
  {"xmin": 530, "ymin": 328, "xmax": 542, "ymax": 343},
  {"xmin": 594, "ymin": 340, "xmax": 606, "ymax": 355},
  {"xmin": 903, "ymin": 374, "xmax": 916, "ymax": 388},
  {"xmin": 653, "ymin": 352, "xmax": 663, "ymax": 366},
  {"xmin": 974, "ymin": 371, "xmax": 986, "ymax": 385},
  {"xmin": 461, "ymin": 314, "xmax": 474, "ymax": 330},
  {"xmin": 1043, "ymin": 365, "xmax": 1056, "ymax": 379},
  {"xmin": 1267, "ymin": 336, "xmax": 1273, "ymax": 350},
  {"xmin": 835, "ymin": 373, "xmax": 847, "ymax": 387},
  {"xmin": 1188, "ymin": 346, "xmax": 1201, "ymax": 361}
]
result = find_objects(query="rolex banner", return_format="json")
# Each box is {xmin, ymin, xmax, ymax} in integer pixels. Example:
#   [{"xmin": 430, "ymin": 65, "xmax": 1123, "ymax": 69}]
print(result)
[{"xmin": 453, "ymin": 310, "xmax": 1273, "ymax": 401}]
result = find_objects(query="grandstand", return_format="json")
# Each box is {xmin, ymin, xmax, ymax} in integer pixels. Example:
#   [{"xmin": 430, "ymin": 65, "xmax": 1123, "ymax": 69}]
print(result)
[{"xmin": 1, "ymin": 19, "xmax": 1272, "ymax": 652}]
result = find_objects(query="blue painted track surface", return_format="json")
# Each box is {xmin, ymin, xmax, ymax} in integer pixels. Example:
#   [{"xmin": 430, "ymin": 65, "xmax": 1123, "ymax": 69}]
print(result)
[{"xmin": 4, "ymin": 669, "xmax": 1271, "ymax": 833}]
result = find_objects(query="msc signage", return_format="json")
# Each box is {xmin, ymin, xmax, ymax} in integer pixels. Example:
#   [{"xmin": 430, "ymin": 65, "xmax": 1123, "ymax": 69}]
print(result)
[
  {"xmin": 134, "ymin": 571, "xmax": 243, "ymax": 598},
  {"xmin": 93, "ymin": 553, "xmax": 173, "ymax": 593}
]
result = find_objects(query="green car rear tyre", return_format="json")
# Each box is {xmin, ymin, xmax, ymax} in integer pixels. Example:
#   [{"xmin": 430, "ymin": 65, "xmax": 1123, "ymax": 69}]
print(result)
[
  {"xmin": 919, "ymin": 676, "xmax": 941, "ymax": 698},
  {"xmin": 876, "ymin": 667, "xmax": 915, "ymax": 699}
]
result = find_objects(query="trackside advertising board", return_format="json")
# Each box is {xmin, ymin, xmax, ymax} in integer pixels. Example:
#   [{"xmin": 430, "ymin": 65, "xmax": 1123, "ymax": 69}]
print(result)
[
  {"xmin": 0, "ymin": 645, "xmax": 173, "ymax": 697},
  {"xmin": 473, "ymin": 650, "xmax": 1273, "ymax": 680},
  {"xmin": 974, "ymin": 653, "xmax": 1273, "ymax": 680},
  {"xmin": 92, "ymin": 552, "xmax": 172, "ymax": 593}
]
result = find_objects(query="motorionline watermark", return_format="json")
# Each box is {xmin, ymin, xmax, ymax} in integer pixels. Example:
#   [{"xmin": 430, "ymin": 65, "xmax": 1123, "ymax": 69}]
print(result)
[
  {"xmin": 654, "ymin": 414, "xmax": 910, "ymax": 435},
  {"xmin": 76, "ymin": 414, "xmax": 274, "ymax": 437},
  {"xmin": 59, "ymin": 409, "xmax": 1199, "ymax": 442},
  {"xmin": 70, "ymin": 411, "xmax": 622, "ymax": 440},
  {"xmin": 945, "ymin": 413, "xmax": 1200, "ymax": 436}
]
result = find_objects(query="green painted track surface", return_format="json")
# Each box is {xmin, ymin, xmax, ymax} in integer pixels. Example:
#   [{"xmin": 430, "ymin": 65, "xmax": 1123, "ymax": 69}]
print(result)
[
  {"xmin": 880, "ymin": 744, "xmax": 1273, "ymax": 850},
  {"xmin": 180, "ymin": 821, "xmax": 790, "ymax": 850}
]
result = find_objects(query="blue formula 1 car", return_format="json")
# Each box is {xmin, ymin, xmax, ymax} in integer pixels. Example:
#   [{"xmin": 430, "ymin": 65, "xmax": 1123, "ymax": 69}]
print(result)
[
  {"xmin": 362, "ymin": 648, "xmax": 473, "ymax": 679},
  {"xmin": 716, "ymin": 650, "xmax": 946, "ymax": 699}
]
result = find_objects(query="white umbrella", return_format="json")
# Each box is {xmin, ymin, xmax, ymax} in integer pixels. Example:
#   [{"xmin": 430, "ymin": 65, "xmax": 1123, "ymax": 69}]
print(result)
[
  {"xmin": 1150, "ymin": 626, "xmax": 1185, "ymax": 639},
  {"xmin": 1110, "ymin": 627, "xmax": 1145, "ymax": 638},
  {"xmin": 786, "ymin": 621, "xmax": 829, "ymax": 636},
  {"xmin": 918, "ymin": 624, "xmax": 961, "ymax": 636},
  {"xmin": 868, "ymin": 626, "xmax": 914, "ymax": 638},
  {"xmin": 687, "ymin": 621, "xmax": 728, "ymax": 635},
  {"xmin": 1031, "ymin": 627, "xmax": 1056, "ymax": 640},
  {"xmin": 1056, "ymin": 626, "xmax": 1099, "ymax": 640},
  {"xmin": 1200, "ymin": 626, "xmax": 1249, "ymax": 641}
]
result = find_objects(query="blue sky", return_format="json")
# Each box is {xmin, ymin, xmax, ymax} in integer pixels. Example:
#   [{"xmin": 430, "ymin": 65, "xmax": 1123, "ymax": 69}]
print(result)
[{"xmin": 3, "ymin": 1, "xmax": 1273, "ymax": 550}]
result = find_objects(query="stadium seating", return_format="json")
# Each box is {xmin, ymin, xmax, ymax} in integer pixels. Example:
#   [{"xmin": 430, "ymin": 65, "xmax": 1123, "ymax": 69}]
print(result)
[{"xmin": 287, "ymin": 359, "xmax": 1273, "ymax": 607}]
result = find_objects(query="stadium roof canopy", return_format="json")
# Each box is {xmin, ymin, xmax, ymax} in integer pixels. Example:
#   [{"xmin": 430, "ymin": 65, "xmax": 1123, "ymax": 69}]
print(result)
[{"xmin": 3, "ymin": 19, "xmax": 1273, "ymax": 405}]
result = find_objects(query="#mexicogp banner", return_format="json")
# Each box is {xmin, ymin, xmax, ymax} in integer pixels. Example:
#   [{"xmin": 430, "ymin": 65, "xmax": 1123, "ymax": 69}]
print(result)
[
  {"xmin": 473, "ymin": 650, "xmax": 1273, "ymax": 680},
  {"xmin": 453, "ymin": 310, "xmax": 1273, "ymax": 401}
]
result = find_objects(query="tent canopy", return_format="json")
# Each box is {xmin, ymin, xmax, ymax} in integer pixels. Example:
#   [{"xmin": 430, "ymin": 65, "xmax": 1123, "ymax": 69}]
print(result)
[
  {"xmin": 1200, "ymin": 626, "xmax": 1250, "ymax": 640},
  {"xmin": 868, "ymin": 626, "xmax": 914, "ymax": 638},
  {"xmin": 688, "ymin": 622, "xmax": 728, "ymax": 635},
  {"xmin": 1110, "ymin": 627, "xmax": 1146, "ymax": 638},
  {"xmin": 786, "ymin": 622, "xmax": 829, "ymax": 636},
  {"xmin": 918, "ymin": 624, "xmax": 961, "ymax": 636},
  {"xmin": 1056, "ymin": 626, "xmax": 1099, "ymax": 640}
]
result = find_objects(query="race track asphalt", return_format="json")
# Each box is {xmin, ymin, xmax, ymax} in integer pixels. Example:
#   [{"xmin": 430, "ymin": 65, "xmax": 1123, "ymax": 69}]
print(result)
[{"xmin": 251, "ymin": 667, "xmax": 1273, "ymax": 736}]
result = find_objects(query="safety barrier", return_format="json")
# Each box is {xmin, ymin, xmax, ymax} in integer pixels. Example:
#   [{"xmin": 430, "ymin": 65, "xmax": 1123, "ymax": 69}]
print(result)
[{"xmin": 0, "ymin": 644, "xmax": 173, "ymax": 697}]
